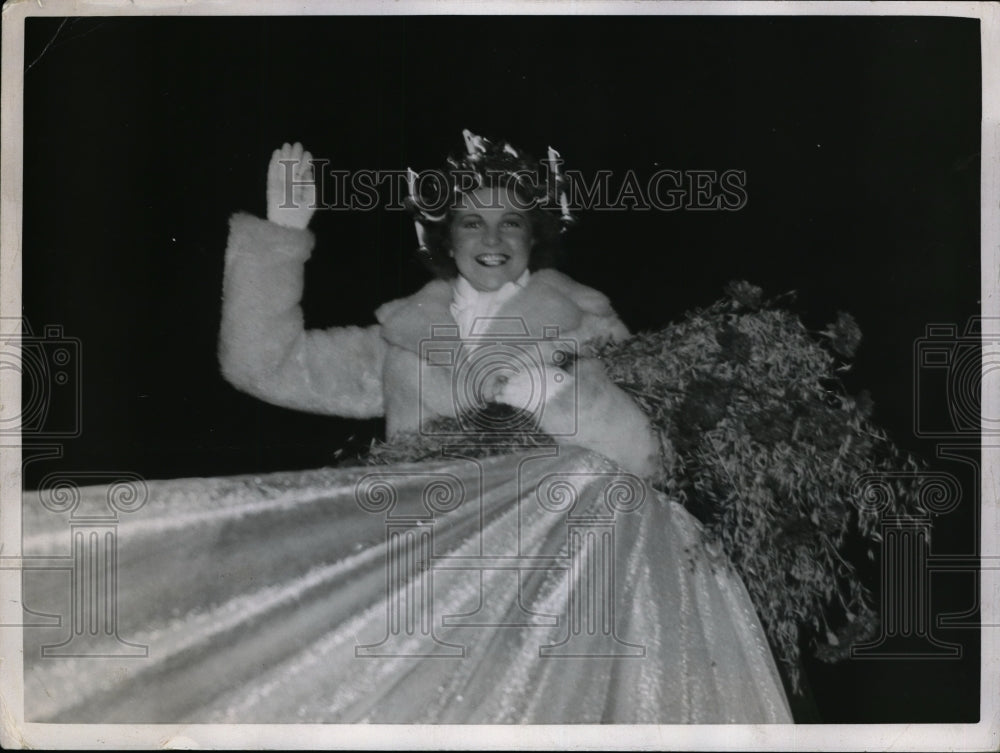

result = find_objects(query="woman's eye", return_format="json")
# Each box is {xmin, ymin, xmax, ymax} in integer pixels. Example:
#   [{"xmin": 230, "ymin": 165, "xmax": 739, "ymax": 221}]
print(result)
[
  {"xmin": 460, "ymin": 219, "xmax": 481, "ymax": 229},
  {"xmin": 500, "ymin": 219, "xmax": 524, "ymax": 229}
]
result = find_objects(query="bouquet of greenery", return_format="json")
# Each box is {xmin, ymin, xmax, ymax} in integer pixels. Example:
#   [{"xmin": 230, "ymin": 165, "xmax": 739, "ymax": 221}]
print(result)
[{"xmin": 595, "ymin": 281, "xmax": 927, "ymax": 691}]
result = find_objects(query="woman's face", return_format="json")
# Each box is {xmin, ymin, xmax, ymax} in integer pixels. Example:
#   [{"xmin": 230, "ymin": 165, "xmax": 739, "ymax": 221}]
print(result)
[{"xmin": 449, "ymin": 185, "xmax": 533, "ymax": 292}]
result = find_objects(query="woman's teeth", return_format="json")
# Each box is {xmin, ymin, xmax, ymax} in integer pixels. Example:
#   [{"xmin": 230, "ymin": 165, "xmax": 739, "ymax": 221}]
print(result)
[{"xmin": 476, "ymin": 254, "xmax": 510, "ymax": 267}]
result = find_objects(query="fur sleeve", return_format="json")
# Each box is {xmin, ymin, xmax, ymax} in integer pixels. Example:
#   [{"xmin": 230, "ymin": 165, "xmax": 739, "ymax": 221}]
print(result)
[{"xmin": 218, "ymin": 213, "xmax": 386, "ymax": 418}]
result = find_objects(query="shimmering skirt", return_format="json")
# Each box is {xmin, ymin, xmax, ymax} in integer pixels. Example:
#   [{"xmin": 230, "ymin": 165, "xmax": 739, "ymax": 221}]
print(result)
[{"xmin": 22, "ymin": 446, "xmax": 791, "ymax": 723}]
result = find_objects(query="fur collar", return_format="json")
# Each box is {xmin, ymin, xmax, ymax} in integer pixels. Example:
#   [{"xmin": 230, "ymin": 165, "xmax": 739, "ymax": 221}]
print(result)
[{"xmin": 375, "ymin": 269, "xmax": 616, "ymax": 353}]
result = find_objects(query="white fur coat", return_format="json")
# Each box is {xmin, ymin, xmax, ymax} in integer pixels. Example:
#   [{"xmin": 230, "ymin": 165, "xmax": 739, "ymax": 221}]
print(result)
[{"xmin": 219, "ymin": 213, "xmax": 664, "ymax": 477}]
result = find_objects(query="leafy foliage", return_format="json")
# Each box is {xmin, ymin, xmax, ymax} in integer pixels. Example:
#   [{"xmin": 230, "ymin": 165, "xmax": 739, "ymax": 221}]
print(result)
[
  {"xmin": 595, "ymin": 282, "xmax": 927, "ymax": 691},
  {"xmin": 363, "ymin": 403, "xmax": 555, "ymax": 466}
]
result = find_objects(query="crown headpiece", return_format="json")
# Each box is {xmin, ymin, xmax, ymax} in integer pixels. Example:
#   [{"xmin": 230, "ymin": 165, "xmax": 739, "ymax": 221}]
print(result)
[{"xmin": 405, "ymin": 129, "xmax": 575, "ymax": 253}]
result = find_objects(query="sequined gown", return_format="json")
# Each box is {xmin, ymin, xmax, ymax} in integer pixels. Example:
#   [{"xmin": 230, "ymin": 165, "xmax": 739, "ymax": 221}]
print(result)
[{"xmin": 22, "ymin": 445, "xmax": 791, "ymax": 723}]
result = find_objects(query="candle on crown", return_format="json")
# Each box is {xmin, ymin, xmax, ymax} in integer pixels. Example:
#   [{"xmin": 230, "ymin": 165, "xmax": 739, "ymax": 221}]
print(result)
[
  {"xmin": 547, "ymin": 146, "xmax": 562, "ymax": 182},
  {"xmin": 407, "ymin": 167, "xmax": 418, "ymax": 201},
  {"xmin": 407, "ymin": 167, "xmax": 429, "ymax": 250},
  {"xmin": 462, "ymin": 128, "xmax": 485, "ymax": 156},
  {"xmin": 415, "ymin": 220, "xmax": 429, "ymax": 250}
]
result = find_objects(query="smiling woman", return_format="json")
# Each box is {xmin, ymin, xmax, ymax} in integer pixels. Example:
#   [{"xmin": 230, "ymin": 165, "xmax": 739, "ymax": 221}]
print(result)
[{"xmin": 221, "ymin": 138, "xmax": 663, "ymax": 474}]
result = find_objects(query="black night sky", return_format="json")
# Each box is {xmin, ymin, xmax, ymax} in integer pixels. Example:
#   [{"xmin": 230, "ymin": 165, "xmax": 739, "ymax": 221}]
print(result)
[{"xmin": 21, "ymin": 14, "xmax": 981, "ymax": 723}]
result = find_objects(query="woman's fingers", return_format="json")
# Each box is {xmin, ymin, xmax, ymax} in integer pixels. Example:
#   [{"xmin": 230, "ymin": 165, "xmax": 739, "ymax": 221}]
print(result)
[
  {"xmin": 272, "ymin": 143, "xmax": 311, "ymax": 175},
  {"xmin": 266, "ymin": 142, "xmax": 317, "ymax": 230},
  {"xmin": 268, "ymin": 144, "xmax": 314, "ymax": 178}
]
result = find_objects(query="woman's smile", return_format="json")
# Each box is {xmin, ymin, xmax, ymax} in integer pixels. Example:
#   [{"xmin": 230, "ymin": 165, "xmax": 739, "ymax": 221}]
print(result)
[{"xmin": 475, "ymin": 253, "xmax": 511, "ymax": 267}]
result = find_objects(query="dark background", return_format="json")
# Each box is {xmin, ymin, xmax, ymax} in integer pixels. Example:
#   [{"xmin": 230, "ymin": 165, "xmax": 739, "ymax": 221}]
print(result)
[{"xmin": 21, "ymin": 14, "xmax": 981, "ymax": 723}]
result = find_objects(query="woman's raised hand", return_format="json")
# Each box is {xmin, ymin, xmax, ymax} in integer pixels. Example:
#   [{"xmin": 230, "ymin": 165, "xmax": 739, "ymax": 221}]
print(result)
[{"xmin": 266, "ymin": 142, "xmax": 317, "ymax": 230}]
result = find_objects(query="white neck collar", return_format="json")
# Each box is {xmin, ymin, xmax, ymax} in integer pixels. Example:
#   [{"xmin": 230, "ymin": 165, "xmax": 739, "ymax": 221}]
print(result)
[
  {"xmin": 452, "ymin": 269, "xmax": 529, "ymax": 301},
  {"xmin": 450, "ymin": 269, "xmax": 530, "ymax": 338}
]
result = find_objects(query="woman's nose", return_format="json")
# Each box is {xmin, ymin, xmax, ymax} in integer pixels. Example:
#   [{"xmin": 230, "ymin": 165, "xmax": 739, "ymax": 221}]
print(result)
[{"xmin": 482, "ymin": 224, "xmax": 501, "ymax": 246}]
